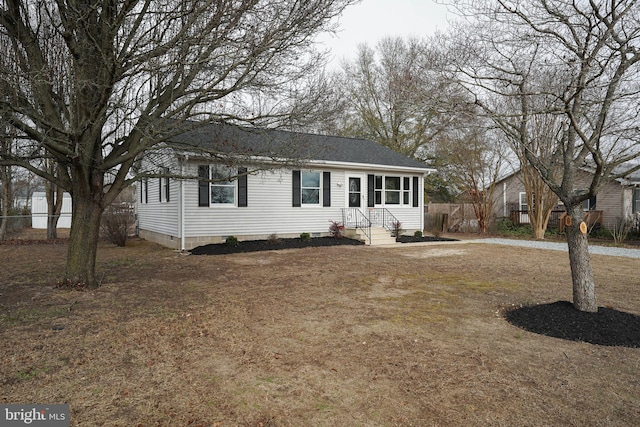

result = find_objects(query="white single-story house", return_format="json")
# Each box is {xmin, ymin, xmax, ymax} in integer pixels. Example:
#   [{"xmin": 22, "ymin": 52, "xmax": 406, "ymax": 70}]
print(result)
[{"xmin": 136, "ymin": 123, "xmax": 435, "ymax": 250}]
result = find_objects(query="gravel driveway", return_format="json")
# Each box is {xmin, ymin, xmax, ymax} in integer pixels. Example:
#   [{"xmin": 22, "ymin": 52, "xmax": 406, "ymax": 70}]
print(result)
[{"xmin": 477, "ymin": 238, "xmax": 640, "ymax": 259}]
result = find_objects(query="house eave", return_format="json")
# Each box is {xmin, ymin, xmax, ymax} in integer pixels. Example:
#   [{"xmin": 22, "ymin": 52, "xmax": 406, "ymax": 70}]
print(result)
[
  {"xmin": 304, "ymin": 159, "xmax": 435, "ymax": 175},
  {"xmin": 179, "ymin": 152, "xmax": 435, "ymax": 175}
]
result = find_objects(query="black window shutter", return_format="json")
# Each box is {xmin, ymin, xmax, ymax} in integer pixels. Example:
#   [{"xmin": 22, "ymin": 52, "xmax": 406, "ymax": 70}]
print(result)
[
  {"xmin": 413, "ymin": 176, "xmax": 419, "ymax": 207},
  {"xmin": 238, "ymin": 167, "xmax": 248, "ymax": 207},
  {"xmin": 165, "ymin": 177, "xmax": 170, "ymax": 202},
  {"xmin": 139, "ymin": 180, "xmax": 143, "ymax": 203},
  {"xmin": 198, "ymin": 165, "xmax": 210, "ymax": 207},
  {"xmin": 144, "ymin": 179, "xmax": 148, "ymax": 204},
  {"xmin": 158, "ymin": 177, "xmax": 162, "ymax": 202},
  {"xmin": 292, "ymin": 170, "xmax": 301, "ymax": 207},
  {"xmin": 367, "ymin": 174, "xmax": 375, "ymax": 207},
  {"xmin": 323, "ymin": 172, "xmax": 331, "ymax": 207},
  {"xmin": 589, "ymin": 195, "xmax": 597, "ymax": 210}
]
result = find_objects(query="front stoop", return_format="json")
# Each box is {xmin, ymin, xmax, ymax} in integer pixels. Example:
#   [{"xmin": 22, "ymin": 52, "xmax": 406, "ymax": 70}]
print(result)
[{"xmin": 346, "ymin": 226, "xmax": 397, "ymax": 246}]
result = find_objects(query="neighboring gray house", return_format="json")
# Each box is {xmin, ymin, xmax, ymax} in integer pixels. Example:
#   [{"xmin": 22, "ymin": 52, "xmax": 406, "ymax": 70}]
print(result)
[
  {"xmin": 136, "ymin": 123, "xmax": 435, "ymax": 250},
  {"xmin": 493, "ymin": 168, "xmax": 640, "ymax": 229}
]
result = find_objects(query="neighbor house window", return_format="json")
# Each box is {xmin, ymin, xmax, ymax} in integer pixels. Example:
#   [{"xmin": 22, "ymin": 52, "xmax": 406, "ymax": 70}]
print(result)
[
  {"xmin": 633, "ymin": 188, "xmax": 640, "ymax": 213},
  {"xmin": 301, "ymin": 171, "xmax": 321, "ymax": 205},
  {"xmin": 582, "ymin": 195, "xmax": 597, "ymax": 211},
  {"xmin": 519, "ymin": 192, "xmax": 528, "ymax": 212}
]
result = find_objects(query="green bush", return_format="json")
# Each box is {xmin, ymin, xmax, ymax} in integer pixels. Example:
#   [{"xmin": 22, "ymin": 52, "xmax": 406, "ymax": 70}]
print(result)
[
  {"xmin": 225, "ymin": 236, "xmax": 239, "ymax": 247},
  {"xmin": 491, "ymin": 218, "xmax": 533, "ymax": 237},
  {"xmin": 414, "ymin": 230, "xmax": 423, "ymax": 238},
  {"xmin": 300, "ymin": 232, "xmax": 311, "ymax": 241}
]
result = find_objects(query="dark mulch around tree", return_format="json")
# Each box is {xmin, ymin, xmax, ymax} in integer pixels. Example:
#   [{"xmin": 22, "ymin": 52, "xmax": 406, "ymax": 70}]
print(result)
[
  {"xmin": 505, "ymin": 301, "xmax": 640, "ymax": 348},
  {"xmin": 190, "ymin": 236, "xmax": 364, "ymax": 255}
]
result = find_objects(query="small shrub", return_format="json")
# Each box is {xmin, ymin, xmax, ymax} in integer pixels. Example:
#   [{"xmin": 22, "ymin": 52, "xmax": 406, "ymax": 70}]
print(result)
[
  {"xmin": 268, "ymin": 233, "xmax": 280, "ymax": 244},
  {"xmin": 225, "ymin": 236, "xmax": 239, "ymax": 247},
  {"xmin": 414, "ymin": 230, "xmax": 423, "ymax": 238},
  {"xmin": 100, "ymin": 205, "xmax": 134, "ymax": 247},
  {"xmin": 607, "ymin": 217, "xmax": 633, "ymax": 244},
  {"xmin": 391, "ymin": 220, "xmax": 403, "ymax": 237},
  {"xmin": 300, "ymin": 232, "xmax": 311, "ymax": 241},
  {"xmin": 328, "ymin": 220, "xmax": 345, "ymax": 238}
]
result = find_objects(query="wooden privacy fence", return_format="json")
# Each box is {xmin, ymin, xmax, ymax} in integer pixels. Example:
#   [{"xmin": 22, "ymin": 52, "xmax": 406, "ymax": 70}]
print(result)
[{"xmin": 425, "ymin": 203, "xmax": 479, "ymax": 233}]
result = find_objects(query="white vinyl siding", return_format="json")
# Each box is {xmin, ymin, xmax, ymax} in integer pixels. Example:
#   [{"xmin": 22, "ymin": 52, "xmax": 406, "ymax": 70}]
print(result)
[
  {"xmin": 138, "ymin": 163, "xmax": 426, "ymax": 247},
  {"xmin": 184, "ymin": 167, "xmax": 343, "ymax": 237},
  {"xmin": 182, "ymin": 166, "xmax": 424, "ymax": 237}
]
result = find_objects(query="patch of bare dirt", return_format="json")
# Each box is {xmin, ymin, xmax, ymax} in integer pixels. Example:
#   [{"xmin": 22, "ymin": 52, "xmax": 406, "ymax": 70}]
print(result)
[{"xmin": 1, "ymin": 237, "xmax": 639, "ymax": 426}]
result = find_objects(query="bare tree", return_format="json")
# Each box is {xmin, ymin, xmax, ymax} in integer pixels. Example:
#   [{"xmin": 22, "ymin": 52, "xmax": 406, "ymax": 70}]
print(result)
[
  {"xmin": 44, "ymin": 159, "xmax": 64, "ymax": 239},
  {"xmin": 0, "ymin": 124, "xmax": 12, "ymax": 240},
  {"xmin": 0, "ymin": 0, "xmax": 356, "ymax": 288},
  {"xmin": 436, "ymin": 122, "xmax": 506, "ymax": 233},
  {"xmin": 448, "ymin": 0, "xmax": 640, "ymax": 312},
  {"xmin": 333, "ymin": 36, "xmax": 459, "ymax": 160}
]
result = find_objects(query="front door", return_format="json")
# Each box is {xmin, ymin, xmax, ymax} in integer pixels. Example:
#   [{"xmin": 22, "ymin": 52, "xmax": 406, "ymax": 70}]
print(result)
[{"xmin": 347, "ymin": 175, "xmax": 363, "ymax": 208}]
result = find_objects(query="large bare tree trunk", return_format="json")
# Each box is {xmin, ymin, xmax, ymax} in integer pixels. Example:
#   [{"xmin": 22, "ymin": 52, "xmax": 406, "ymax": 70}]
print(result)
[
  {"xmin": 0, "ymin": 165, "xmax": 10, "ymax": 240},
  {"xmin": 65, "ymin": 193, "xmax": 102, "ymax": 288},
  {"xmin": 565, "ymin": 204, "xmax": 597, "ymax": 312},
  {"xmin": 64, "ymin": 164, "xmax": 105, "ymax": 288}
]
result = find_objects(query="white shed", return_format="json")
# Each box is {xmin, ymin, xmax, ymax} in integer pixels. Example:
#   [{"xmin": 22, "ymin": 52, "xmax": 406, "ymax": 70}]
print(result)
[{"xmin": 31, "ymin": 191, "xmax": 72, "ymax": 229}]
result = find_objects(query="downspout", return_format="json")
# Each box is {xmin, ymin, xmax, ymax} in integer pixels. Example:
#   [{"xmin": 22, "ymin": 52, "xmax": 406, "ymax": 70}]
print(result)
[
  {"xmin": 180, "ymin": 155, "xmax": 188, "ymax": 251},
  {"xmin": 420, "ymin": 173, "xmax": 425, "ymax": 233},
  {"xmin": 503, "ymin": 181, "xmax": 507, "ymax": 218}
]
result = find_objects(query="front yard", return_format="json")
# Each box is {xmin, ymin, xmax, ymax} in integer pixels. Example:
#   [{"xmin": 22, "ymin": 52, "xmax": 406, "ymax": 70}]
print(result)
[{"xmin": 1, "ymin": 238, "xmax": 639, "ymax": 426}]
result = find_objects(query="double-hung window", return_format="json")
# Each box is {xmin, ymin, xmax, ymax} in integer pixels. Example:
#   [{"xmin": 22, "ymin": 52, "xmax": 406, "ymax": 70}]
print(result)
[
  {"xmin": 372, "ymin": 174, "xmax": 413, "ymax": 206},
  {"xmin": 198, "ymin": 165, "xmax": 248, "ymax": 207},
  {"xmin": 159, "ymin": 169, "xmax": 170, "ymax": 203},
  {"xmin": 211, "ymin": 165, "xmax": 236, "ymax": 205},
  {"xmin": 301, "ymin": 171, "xmax": 321, "ymax": 205},
  {"xmin": 293, "ymin": 170, "xmax": 331, "ymax": 207},
  {"xmin": 140, "ymin": 179, "xmax": 148, "ymax": 204},
  {"xmin": 385, "ymin": 176, "xmax": 401, "ymax": 205}
]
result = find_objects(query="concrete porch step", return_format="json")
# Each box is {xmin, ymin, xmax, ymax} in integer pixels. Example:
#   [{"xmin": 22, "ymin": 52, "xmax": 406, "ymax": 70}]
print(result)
[{"xmin": 346, "ymin": 226, "xmax": 396, "ymax": 246}]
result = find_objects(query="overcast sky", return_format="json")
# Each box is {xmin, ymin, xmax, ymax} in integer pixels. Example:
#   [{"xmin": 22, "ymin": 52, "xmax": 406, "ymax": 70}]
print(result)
[{"xmin": 317, "ymin": 0, "xmax": 453, "ymax": 68}]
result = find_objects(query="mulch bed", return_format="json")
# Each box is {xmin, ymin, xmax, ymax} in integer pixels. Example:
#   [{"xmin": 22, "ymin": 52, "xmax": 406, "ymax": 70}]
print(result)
[
  {"xmin": 190, "ymin": 235, "xmax": 460, "ymax": 255},
  {"xmin": 190, "ymin": 236, "xmax": 364, "ymax": 255},
  {"xmin": 505, "ymin": 301, "xmax": 640, "ymax": 348},
  {"xmin": 396, "ymin": 235, "xmax": 459, "ymax": 243}
]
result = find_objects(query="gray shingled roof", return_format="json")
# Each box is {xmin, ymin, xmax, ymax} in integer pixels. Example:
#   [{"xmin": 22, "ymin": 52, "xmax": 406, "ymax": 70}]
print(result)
[{"xmin": 169, "ymin": 122, "xmax": 432, "ymax": 171}]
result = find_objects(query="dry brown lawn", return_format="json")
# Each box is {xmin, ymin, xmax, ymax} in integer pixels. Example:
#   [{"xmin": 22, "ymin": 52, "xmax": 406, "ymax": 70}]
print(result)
[{"xmin": 1, "ymin": 233, "xmax": 639, "ymax": 426}]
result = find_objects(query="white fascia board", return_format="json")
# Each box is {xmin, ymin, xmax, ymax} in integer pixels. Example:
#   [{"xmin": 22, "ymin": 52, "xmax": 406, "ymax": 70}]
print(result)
[
  {"xmin": 178, "ymin": 152, "xmax": 436, "ymax": 175},
  {"xmin": 303, "ymin": 159, "xmax": 436, "ymax": 175}
]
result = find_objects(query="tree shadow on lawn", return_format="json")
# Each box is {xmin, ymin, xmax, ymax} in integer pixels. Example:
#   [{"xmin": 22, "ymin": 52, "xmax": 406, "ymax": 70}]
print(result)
[{"xmin": 505, "ymin": 301, "xmax": 640, "ymax": 348}]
